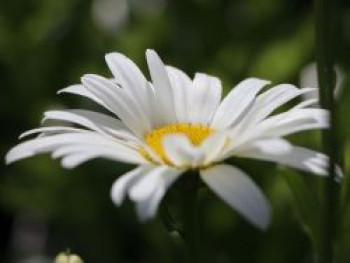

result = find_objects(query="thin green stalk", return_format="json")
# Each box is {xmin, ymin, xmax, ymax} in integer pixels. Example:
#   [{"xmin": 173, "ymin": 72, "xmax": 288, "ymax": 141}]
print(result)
[
  {"xmin": 314, "ymin": 0, "xmax": 339, "ymax": 262},
  {"xmin": 181, "ymin": 172, "xmax": 200, "ymax": 263}
]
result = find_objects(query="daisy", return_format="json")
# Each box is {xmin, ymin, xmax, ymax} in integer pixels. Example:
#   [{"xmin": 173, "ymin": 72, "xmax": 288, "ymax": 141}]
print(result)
[{"xmin": 6, "ymin": 49, "xmax": 332, "ymax": 230}]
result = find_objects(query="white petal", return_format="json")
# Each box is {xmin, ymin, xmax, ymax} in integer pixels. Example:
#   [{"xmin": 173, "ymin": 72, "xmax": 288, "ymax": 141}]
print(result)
[
  {"xmin": 6, "ymin": 133, "xmax": 146, "ymax": 166},
  {"xmin": 60, "ymin": 153, "xmax": 97, "ymax": 169},
  {"xmin": 146, "ymin": 49, "xmax": 177, "ymax": 124},
  {"xmin": 19, "ymin": 126, "xmax": 86, "ymax": 139},
  {"xmin": 224, "ymin": 87, "xmax": 317, "ymax": 145},
  {"xmin": 105, "ymin": 52, "xmax": 152, "ymax": 124},
  {"xmin": 211, "ymin": 78, "xmax": 270, "ymax": 128},
  {"xmin": 188, "ymin": 73, "xmax": 222, "ymax": 125},
  {"xmin": 166, "ymin": 66, "xmax": 192, "ymax": 123},
  {"xmin": 130, "ymin": 166, "xmax": 183, "ymax": 221},
  {"xmin": 200, "ymin": 164, "xmax": 270, "ymax": 230},
  {"xmin": 135, "ymin": 187, "xmax": 166, "ymax": 221},
  {"xmin": 53, "ymin": 143, "xmax": 145, "ymax": 166},
  {"xmin": 111, "ymin": 166, "xmax": 153, "ymax": 206},
  {"xmin": 51, "ymin": 144, "xmax": 92, "ymax": 158},
  {"xmin": 129, "ymin": 166, "xmax": 181, "ymax": 201},
  {"xmin": 231, "ymin": 138, "xmax": 293, "ymax": 158},
  {"xmin": 227, "ymin": 108, "xmax": 329, "ymax": 152},
  {"xmin": 60, "ymin": 149, "xmax": 145, "ymax": 169},
  {"xmin": 244, "ymin": 85, "xmax": 311, "ymax": 125},
  {"xmin": 105, "ymin": 52, "xmax": 148, "ymax": 95},
  {"xmin": 292, "ymin": 98, "xmax": 319, "ymax": 109},
  {"xmin": 238, "ymin": 145, "xmax": 340, "ymax": 177},
  {"xmin": 199, "ymin": 131, "xmax": 229, "ymax": 164},
  {"xmin": 43, "ymin": 109, "xmax": 139, "ymax": 143},
  {"xmin": 58, "ymin": 84, "xmax": 113, "ymax": 112},
  {"xmin": 257, "ymin": 108, "xmax": 329, "ymax": 137},
  {"xmin": 81, "ymin": 74, "xmax": 151, "ymax": 136},
  {"xmin": 162, "ymin": 134, "xmax": 205, "ymax": 167}
]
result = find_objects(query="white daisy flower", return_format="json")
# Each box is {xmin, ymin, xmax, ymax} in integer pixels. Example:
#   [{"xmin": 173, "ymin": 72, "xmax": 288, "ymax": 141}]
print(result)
[{"xmin": 6, "ymin": 49, "xmax": 333, "ymax": 230}]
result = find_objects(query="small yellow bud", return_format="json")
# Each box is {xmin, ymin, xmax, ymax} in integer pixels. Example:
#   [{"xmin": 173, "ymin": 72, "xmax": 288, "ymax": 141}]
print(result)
[{"xmin": 54, "ymin": 252, "xmax": 84, "ymax": 263}]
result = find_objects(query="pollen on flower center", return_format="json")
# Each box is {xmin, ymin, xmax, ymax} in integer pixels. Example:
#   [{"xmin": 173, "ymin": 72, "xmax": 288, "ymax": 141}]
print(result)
[{"xmin": 141, "ymin": 123, "xmax": 214, "ymax": 165}]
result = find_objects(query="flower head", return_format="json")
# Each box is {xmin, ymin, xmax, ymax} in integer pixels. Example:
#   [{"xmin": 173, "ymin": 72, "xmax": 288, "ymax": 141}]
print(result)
[{"xmin": 6, "ymin": 49, "xmax": 333, "ymax": 230}]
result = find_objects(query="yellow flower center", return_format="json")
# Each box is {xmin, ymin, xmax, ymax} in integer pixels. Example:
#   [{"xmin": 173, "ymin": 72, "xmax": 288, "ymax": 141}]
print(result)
[{"xmin": 141, "ymin": 123, "xmax": 214, "ymax": 165}]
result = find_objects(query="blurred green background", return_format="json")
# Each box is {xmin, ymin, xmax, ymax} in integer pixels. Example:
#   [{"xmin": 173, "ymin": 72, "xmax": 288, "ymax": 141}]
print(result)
[{"xmin": 0, "ymin": 0, "xmax": 350, "ymax": 262}]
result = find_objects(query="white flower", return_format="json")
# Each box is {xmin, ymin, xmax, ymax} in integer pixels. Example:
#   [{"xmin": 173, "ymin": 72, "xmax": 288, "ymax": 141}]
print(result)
[{"xmin": 6, "ymin": 49, "xmax": 333, "ymax": 230}]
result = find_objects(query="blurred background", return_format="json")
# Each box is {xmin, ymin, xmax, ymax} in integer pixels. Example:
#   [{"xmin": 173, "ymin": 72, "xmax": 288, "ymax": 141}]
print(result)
[{"xmin": 0, "ymin": 0, "xmax": 350, "ymax": 262}]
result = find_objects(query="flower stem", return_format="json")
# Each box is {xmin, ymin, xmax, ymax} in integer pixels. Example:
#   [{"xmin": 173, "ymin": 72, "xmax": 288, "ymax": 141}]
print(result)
[
  {"xmin": 181, "ymin": 172, "xmax": 200, "ymax": 263},
  {"xmin": 314, "ymin": 0, "xmax": 339, "ymax": 261}
]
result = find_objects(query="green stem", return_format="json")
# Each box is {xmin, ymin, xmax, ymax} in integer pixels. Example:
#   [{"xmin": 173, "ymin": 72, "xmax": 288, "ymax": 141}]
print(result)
[
  {"xmin": 314, "ymin": 0, "xmax": 339, "ymax": 262},
  {"xmin": 181, "ymin": 172, "xmax": 200, "ymax": 263}
]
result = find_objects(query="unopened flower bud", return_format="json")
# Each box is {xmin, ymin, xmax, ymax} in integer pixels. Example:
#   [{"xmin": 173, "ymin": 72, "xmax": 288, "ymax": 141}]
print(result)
[{"xmin": 54, "ymin": 252, "xmax": 84, "ymax": 263}]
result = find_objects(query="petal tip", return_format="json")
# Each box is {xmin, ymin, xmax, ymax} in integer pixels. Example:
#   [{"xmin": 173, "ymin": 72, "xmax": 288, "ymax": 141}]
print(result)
[
  {"xmin": 145, "ymin": 49, "xmax": 158, "ymax": 60},
  {"xmin": 5, "ymin": 148, "xmax": 33, "ymax": 165},
  {"xmin": 145, "ymin": 48, "xmax": 155, "ymax": 54},
  {"xmin": 81, "ymin": 74, "xmax": 97, "ymax": 83},
  {"xmin": 136, "ymin": 204, "xmax": 154, "ymax": 223},
  {"xmin": 250, "ymin": 77, "xmax": 271, "ymax": 85},
  {"xmin": 110, "ymin": 184, "xmax": 125, "ymax": 207},
  {"xmin": 4, "ymin": 153, "xmax": 13, "ymax": 165},
  {"xmin": 255, "ymin": 214, "xmax": 271, "ymax": 231},
  {"xmin": 104, "ymin": 52, "xmax": 115, "ymax": 59},
  {"xmin": 105, "ymin": 52, "xmax": 123, "ymax": 64}
]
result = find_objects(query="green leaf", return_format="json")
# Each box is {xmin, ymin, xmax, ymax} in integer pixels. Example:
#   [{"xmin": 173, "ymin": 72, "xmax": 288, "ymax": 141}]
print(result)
[{"xmin": 283, "ymin": 172, "xmax": 322, "ymax": 253}]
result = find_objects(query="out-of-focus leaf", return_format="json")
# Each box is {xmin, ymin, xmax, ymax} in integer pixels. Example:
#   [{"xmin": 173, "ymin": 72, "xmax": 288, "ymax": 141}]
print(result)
[
  {"xmin": 283, "ymin": 171, "xmax": 322, "ymax": 253},
  {"xmin": 249, "ymin": 19, "xmax": 314, "ymax": 81}
]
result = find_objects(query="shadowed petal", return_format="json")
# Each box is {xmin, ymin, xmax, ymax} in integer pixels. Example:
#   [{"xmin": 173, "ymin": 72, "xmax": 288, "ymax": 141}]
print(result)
[
  {"xmin": 6, "ymin": 133, "xmax": 147, "ymax": 166},
  {"xmin": 200, "ymin": 164, "xmax": 270, "ymax": 230},
  {"xmin": 82, "ymin": 74, "xmax": 151, "ymax": 136},
  {"xmin": 211, "ymin": 78, "xmax": 270, "ymax": 129},
  {"xmin": 238, "ymin": 145, "xmax": 342, "ymax": 179},
  {"xmin": 240, "ymin": 85, "xmax": 314, "ymax": 127},
  {"xmin": 58, "ymin": 84, "xmax": 110, "ymax": 110},
  {"xmin": 188, "ymin": 73, "xmax": 222, "ymax": 125},
  {"xmin": 257, "ymin": 108, "xmax": 329, "ymax": 137},
  {"xmin": 42, "ymin": 109, "xmax": 138, "ymax": 142},
  {"xmin": 105, "ymin": 52, "xmax": 153, "ymax": 125},
  {"xmin": 166, "ymin": 66, "xmax": 192, "ymax": 123},
  {"xmin": 111, "ymin": 166, "xmax": 153, "ymax": 206},
  {"xmin": 221, "ymin": 138, "xmax": 293, "ymax": 161},
  {"xmin": 129, "ymin": 166, "xmax": 184, "ymax": 221},
  {"xmin": 146, "ymin": 49, "xmax": 177, "ymax": 125}
]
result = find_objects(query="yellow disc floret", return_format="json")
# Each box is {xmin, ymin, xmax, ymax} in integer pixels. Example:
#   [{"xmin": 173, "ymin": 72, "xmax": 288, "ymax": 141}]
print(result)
[{"xmin": 141, "ymin": 123, "xmax": 214, "ymax": 165}]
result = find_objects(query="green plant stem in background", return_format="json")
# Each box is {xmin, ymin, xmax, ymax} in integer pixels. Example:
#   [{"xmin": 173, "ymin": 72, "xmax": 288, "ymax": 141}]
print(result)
[
  {"xmin": 315, "ymin": 0, "xmax": 339, "ymax": 262},
  {"xmin": 181, "ymin": 172, "xmax": 200, "ymax": 263}
]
